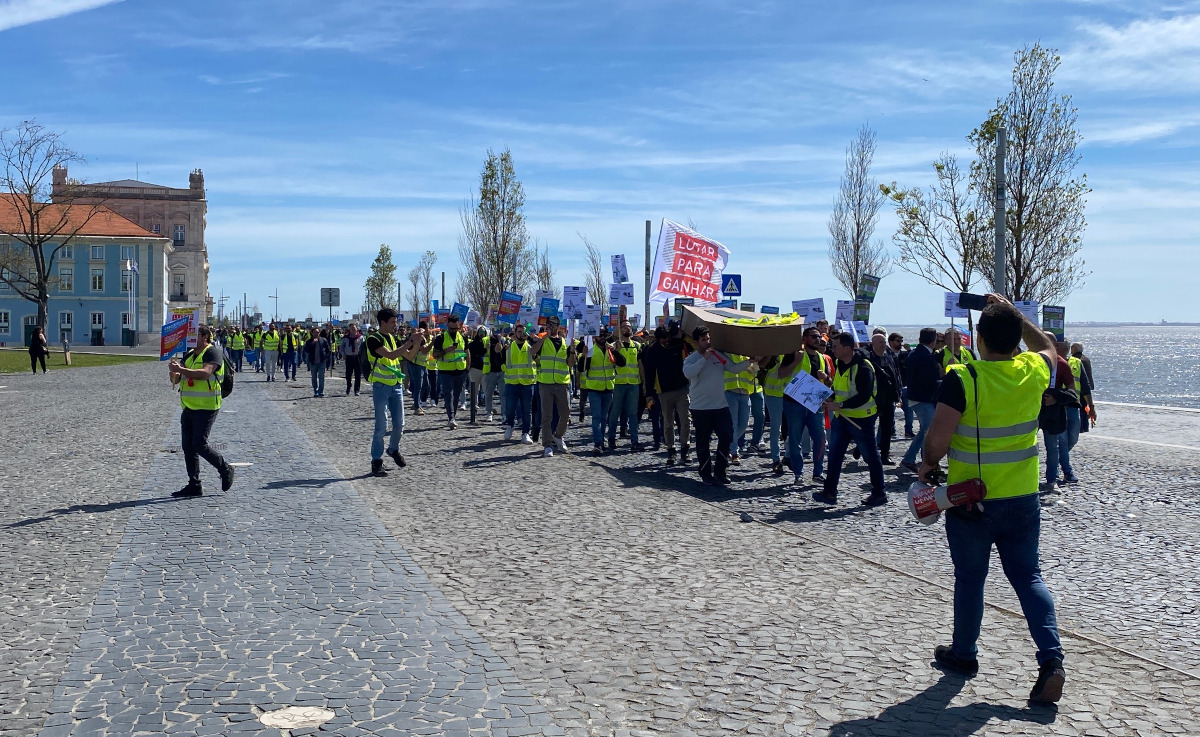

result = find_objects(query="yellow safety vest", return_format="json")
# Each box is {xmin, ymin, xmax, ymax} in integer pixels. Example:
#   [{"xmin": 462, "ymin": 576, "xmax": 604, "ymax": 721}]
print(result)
[
  {"xmin": 723, "ymin": 354, "xmax": 754, "ymax": 394},
  {"xmin": 424, "ymin": 350, "xmax": 437, "ymax": 371},
  {"xmin": 261, "ymin": 331, "xmax": 280, "ymax": 351},
  {"xmin": 764, "ymin": 352, "xmax": 821, "ymax": 398},
  {"xmin": 480, "ymin": 336, "xmax": 491, "ymax": 372},
  {"xmin": 583, "ymin": 346, "xmax": 616, "ymax": 391},
  {"xmin": 229, "ymin": 333, "xmax": 245, "ymax": 350},
  {"xmin": 435, "ymin": 331, "xmax": 468, "ymax": 372},
  {"xmin": 367, "ymin": 332, "xmax": 403, "ymax": 386},
  {"xmin": 537, "ymin": 338, "xmax": 570, "ymax": 385},
  {"xmin": 1067, "ymin": 356, "xmax": 1082, "ymax": 385},
  {"xmin": 941, "ymin": 347, "xmax": 976, "ymax": 370},
  {"xmin": 613, "ymin": 341, "xmax": 640, "ymax": 385},
  {"xmin": 946, "ymin": 352, "xmax": 1049, "ymax": 499},
  {"xmin": 179, "ymin": 347, "xmax": 223, "ymax": 411},
  {"xmin": 506, "ymin": 341, "xmax": 536, "ymax": 385},
  {"xmin": 831, "ymin": 360, "xmax": 876, "ymax": 419}
]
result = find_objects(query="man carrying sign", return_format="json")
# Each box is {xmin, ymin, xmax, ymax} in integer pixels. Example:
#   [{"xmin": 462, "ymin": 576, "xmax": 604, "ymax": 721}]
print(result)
[{"xmin": 813, "ymin": 333, "xmax": 887, "ymax": 507}]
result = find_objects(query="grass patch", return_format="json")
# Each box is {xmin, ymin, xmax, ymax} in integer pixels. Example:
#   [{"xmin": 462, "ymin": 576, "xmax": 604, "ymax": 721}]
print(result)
[{"xmin": 0, "ymin": 348, "xmax": 158, "ymax": 373}]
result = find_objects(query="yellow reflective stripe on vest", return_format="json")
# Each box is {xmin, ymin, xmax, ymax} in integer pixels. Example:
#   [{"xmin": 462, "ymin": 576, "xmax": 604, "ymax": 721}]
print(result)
[
  {"xmin": 436, "ymin": 332, "xmax": 468, "ymax": 371},
  {"xmin": 261, "ymin": 332, "xmax": 280, "ymax": 350},
  {"xmin": 614, "ymin": 343, "xmax": 640, "ymax": 385},
  {"xmin": 945, "ymin": 354, "xmax": 1048, "ymax": 499},
  {"xmin": 507, "ymin": 342, "xmax": 536, "ymax": 385},
  {"xmin": 538, "ymin": 339, "xmax": 570, "ymax": 384},
  {"xmin": 180, "ymin": 349, "xmax": 222, "ymax": 410},
  {"xmin": 832, "ymin": 362, "xmax": 875, "ymax": 418},
  {"xmin": 584, "ymin": 347, "xmax": 616, "ymax": 391},
  {"xmin": 1068, "ymin": 356, "xmax": 1082, "ymax": 383},
  {"xmin": 481, "ymin": 336, "xmax": 491, "ymax": 372},
  {"xmin": 368, "ymin": 332, "xmax": 402, "ymax": 385},
  {"xmin": 722, "ymin": 354, "xmax": 753, "ymax": 393}
]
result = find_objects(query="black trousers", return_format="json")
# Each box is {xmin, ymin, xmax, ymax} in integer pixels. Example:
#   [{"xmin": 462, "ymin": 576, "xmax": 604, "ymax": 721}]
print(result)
[
  {"xmin": 691, "ymin": 407, "xmax": 733, "ymax": 481},
  {"xmin": 345, "ymin": 357, "xmax": 363, "ymax": 393},
  {"xmin": 876, "ymin": 398, "xmax": 896, "ymax": 461},
  {"xmin": 30, "ymin": 353, "xmax": 46, "ymax": 373},
  {"xmin": 181, "ymin": 408, "xmax": 226, "ymax": 487}
]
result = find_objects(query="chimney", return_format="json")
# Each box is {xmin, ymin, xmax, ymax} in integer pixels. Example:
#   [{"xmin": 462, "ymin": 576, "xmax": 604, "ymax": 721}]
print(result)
[
  {"xmin": 189, "ymin": 169, "xmax": 204, "ymax": 191},
  {"xmin": 53, "ymin": 165, "xmax": 68, "ymax": 187}
]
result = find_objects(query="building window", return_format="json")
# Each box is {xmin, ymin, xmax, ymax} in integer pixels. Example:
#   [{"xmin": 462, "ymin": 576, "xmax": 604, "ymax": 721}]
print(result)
[
  {"xmin": 152, "ymin": 224, "xmax": 161, "ymax": 234},
  {"xmin": 60, "ymin": 311, "xmax": 73, "ymax": 329},
  {"xmin": 172, "ymin": 273, "xmax": 186, "ymax": 297},
  {"xmin": 91, "ymin": 268, "xmax": 104, "ymax": 292},
  {"xmin": 60, "ymin": 244, "xmax": 73, "ymax": 260},
  {"xmin": 0, "ymin": 310, "xmax": 9, "ymax": 335},
  {"xmin": 173, "ymin": 225, "xmax": 185, "ymax": 247},
  {"xmin": 121, "ymin": 311, "xmax": 132, "ymax": 328},
  {"xmin": 90, "ymin": 245, "xmax": 104, "ymax": 260},
  {"xmin": 121, "ymin": 270, "xmax": 133, "ymax": 293},
  {"xmin": 0, "ymin": 268, "xmax": 9, "ymax": 290},
  {"xmin": 120, "ymin": 245, "xmax": 134, "ymax": 262},
  {"xmin": 91, "ymin": 311, "xmax": 104, "ymax": 328},
  {"xmin": 58, "ymin": 267, "xmax": 73, "ymax": 292}
]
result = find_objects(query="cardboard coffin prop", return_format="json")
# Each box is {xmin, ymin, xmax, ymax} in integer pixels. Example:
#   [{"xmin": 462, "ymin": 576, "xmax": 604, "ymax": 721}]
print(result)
[{"xmin": 681, "ymin": 306, "xmax": 808, "ymax": 356}]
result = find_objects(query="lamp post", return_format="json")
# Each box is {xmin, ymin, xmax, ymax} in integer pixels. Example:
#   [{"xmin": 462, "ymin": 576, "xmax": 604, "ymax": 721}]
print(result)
[{"xmin": 269, "ymin": 289, "xmax": 279, "ymax": 323}]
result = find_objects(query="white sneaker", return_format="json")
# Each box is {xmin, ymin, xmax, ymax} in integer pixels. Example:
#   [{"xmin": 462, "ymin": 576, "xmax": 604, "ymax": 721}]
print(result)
[
  {"xmin": 504, "ymin": 426, "xmax": 513, "ymax": 441},
  {"xmin": 543, "ymin": 447, "xmax": 554, "ymax": 457},
  {"xmin": 485, "ymin": 413, "xmax": 493, "ymax": 422},
  {"xmin": 450, "ymin": 420, "xmax": 458, "ymax": 430},
  {"xmin": 521, "ymin": 433, "xmax": 533, "ymax": 445},
  {"xmin": 556, "ymin": 436, "xmax": 567, "ymax": 453},
  {"xmin": 757, "ymin": 441, "xmax": 769, "ymax": 453}
]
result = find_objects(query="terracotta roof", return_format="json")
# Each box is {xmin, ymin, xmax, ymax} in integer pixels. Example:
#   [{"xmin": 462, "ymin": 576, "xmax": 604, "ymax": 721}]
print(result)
[{"xmin": 0, "ymin": 194, "xmax": 163, "ymax": 239}]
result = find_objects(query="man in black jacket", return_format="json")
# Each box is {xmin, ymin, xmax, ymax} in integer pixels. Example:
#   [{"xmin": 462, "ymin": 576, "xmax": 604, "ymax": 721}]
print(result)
[
  {"xmin": 900, "ymin": 327, "xmax": 941, "ymax": 474},
  {"xmin": 640, "ymin": 324, "xmax": 692, "ymax": 465},
  {"xmin": 867, "ymin": 333, "xmax": 901, "ymax": 464},
  {"xmin": 814, "ymin": 333, "xmax": 886, "ymax": 507}
]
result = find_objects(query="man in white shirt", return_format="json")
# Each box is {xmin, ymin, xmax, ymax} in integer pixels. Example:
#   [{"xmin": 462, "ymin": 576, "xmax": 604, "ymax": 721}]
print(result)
[{"xmin": 683, "ymin": 326, "xmax": 753, "ymax": 485}]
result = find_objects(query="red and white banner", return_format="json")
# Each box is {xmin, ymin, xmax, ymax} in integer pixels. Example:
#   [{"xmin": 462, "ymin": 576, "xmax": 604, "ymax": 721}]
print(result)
[{"xmin": 648, "ymin": 220, "xmax": 731, "ymax": 307}]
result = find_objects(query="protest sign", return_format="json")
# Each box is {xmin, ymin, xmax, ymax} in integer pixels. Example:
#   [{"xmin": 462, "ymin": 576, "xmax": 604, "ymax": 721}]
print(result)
[
  {"xmin": 740, "ymin": 302, "xmax": 756, "ymax": 312},
  {"xmin": 609, "ymin": 282, "xmax": 635, "ymax": 306},
  {"xmin": 784, "ymin": 369, "xmax": 834, "ymax": 414},
  {"xmin": 839, "ymin": 320, "xmax": 871, "ymax": 344},
  {"xmin": 450, "ymin": 302, "xmax": 469, "ymax": 323},
  {"xmin": 1042, "ymin": 305, "xmax": 1065, "ymax": 341},
  {"xmin": 943, "ymin": 292, "xmax": 969, "ymax": 319},
  {"xmin": 853, "ymin": 301, "xmax": 871, "ymax": 323},
  {"xmin": 169, "ymin": 309, "xmax": 201, "ymax": 350},
  {"xmin": 715, "ymin": 299, "xmax": 737, "ymax": 308},
  {"xmin": 648, "ymin": 219, "xmax": 731, "ymax": 307},
  {"xmin": 562, "ymin": 286, "xmax": 587, "ymax": 320},
  {"xmin": 581, "ymin": 305, "xmax": 603, "ymax": 336},
  {"xmin": 160, "ymin": 314, "xmax": 190, "ymax": 360},
  {"xmin": 497, "ymin": 291, "xmax": 522, "ymax": 324},
  {"xmin": 608, "ymin": 306, "xmax": 620, "ymax": 327},
  {"xmin": 1014, "ymin": 300, "xmax": 1039, "ymax": 324},
  {"xmin": 538, "ymin": 297, "xmax": 560, "ymax": 327},
  {"xmin": 792, "ymin": 298, "xmax": 826, "ymax": 323},
  {"xmin": 856, "ymin": 273, "xmax": 882, "ymax": 303},
  {"xmin": 611, "ymin": 254, "xmax": 629, "ymax": 283},
  {"xmin": 674, "ymin": 297, "xmax": 694, "ymax": 320},
  {"xmin": 519, "ymin": 304, "xmax": 535, "ymax": 326},
  {"xmin": 466, "ymin": 310, "xmax": 480, "ymax": 328},
  {"xmin": 760, "ymin": 305, "xmax": 780, "ymax": 315},
  {"xmin": 835, "ymin": 300, "xmax": 854, "ymax": 322}
]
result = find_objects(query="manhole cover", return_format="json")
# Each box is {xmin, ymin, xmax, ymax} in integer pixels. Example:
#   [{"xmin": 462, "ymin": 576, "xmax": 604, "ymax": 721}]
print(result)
[{"xmin": 260, "ymin": 706, "xmax": 335, "ymax": 729}]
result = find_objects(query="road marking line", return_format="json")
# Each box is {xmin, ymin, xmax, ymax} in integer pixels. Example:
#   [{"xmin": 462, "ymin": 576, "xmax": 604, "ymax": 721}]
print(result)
[
  {"xmin": 1095, "ymin": 401, "xmax": 1200, "ymax": 413},
  {"xmin": 1088, "ymin": 435, "xmax": 1200, "ymax": 451}
]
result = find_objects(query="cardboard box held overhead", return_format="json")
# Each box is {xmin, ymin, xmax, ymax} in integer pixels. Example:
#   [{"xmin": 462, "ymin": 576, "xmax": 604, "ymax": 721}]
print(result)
[{"xmin": 680, "ymin": 305, "xmax": 807, "ymax": 356}]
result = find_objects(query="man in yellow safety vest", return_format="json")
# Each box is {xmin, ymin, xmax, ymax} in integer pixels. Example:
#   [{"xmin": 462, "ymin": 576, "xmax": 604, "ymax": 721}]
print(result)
[{"xmin": 168, "ymin": 324, "xmax": 235, "ymax": 497}]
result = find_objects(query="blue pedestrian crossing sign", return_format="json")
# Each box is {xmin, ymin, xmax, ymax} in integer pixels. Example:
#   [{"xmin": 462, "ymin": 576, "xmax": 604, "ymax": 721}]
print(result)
[{"xmin": 721, "ymin": 274, "xmax": 742, "ymax": 296}]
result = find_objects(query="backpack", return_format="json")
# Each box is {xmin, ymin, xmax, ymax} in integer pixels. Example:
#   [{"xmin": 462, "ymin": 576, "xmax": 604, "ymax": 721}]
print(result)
[{"xmin": 220, "ymin": 355, "xmax": 235, "ymax": 399}]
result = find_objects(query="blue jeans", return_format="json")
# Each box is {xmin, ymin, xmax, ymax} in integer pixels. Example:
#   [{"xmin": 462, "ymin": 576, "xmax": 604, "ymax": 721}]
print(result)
[
  {"xmin": 481, "ymin": 372, "xmax": 504, "ymax": 416},
  {"xmin": 764, "ymin": 394, "xmax": 784, "ymax": 464},
  {"xmin": 725, "ymin": 390, "xmax": 751, "ymax": 455},
  {"xmin": 901, "ymin": 386, "xmax": 913, "ymax": 434},
  {"xmin": 945, "ymin": 494, "xmax": 1063, "ymax": 666},
  {"xmin": 308, "ymin": 361, "xmax": 326, "ymax": 395},
  {"xmin": 370, "ymin": 380, "xmax": 404, "ymax": 460},
  {"xmin": 747, "ymin": 390, "xmax": 765, "ymax": 447},
  {"xmin": 902, "ymin": 401, "xmax": 937, "ymax": 465},
  {"xmin": 232, "ymin": 349, "xmax": 243, "ymax": 372},
  {"xmin": 783, "ymin": 399, "xmax": 825, "ymax": 479},
  {"xmin": 608, "ymin": 384, "xmax": 640, "ymax": 445},
  {"xmin": 1066, "ymin": 407, "xmax": 1081, "ymax": 450},
  {"xmin": 504, "ymin": 383, "xmax": 534, "ymax": 435},
  {"xmin": 407, "ymin": 363, "xmax": 427, "ymax": 410},
  {"xmin": 590, "ymin": 389, "xmax": 613, "ymax": 446},
  {"xmin": 1044, "ymin": 431, "xmax": 1074, "ymax": 482},
  {"xmin": 440, "ymin": 371, "xmax": 469, "ymax": 420},
  {"xmin": 824, "ymin": 413, "xmax": 884, "ymax": 496}
]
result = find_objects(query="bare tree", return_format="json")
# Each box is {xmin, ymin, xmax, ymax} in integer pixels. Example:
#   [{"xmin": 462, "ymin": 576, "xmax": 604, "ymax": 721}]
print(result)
[
  {"xmin": 417, "ymin": 250, "xmax": 437, "ymax": 311},
  {"xmin": 883, "ymin": 153, "xmax": 989, "ymax": 296},
  {"xmin": 827, "ymin": 124, "xmax": 891, "ymax": 298},
  {"xmin": 0, "ymin": 121, "xmax": 107, "ymax": 330},
  {"xmin": 533, "ymin": 240, "xmax": 557, "ymax": 299},
  {"xmin": 968, "ymin": 43, "xmax": 1090, "ymax": 304},
  {"xmin": 407, "ymin": 262, "xmax": 421, "ymax": 316},
  {"xmin": 457, "ymin": 148, "xmax": 534, "ymax": 311},
  {"xmin": 580, "ymin": 233, "xmax": 608, "ymax": 314}
]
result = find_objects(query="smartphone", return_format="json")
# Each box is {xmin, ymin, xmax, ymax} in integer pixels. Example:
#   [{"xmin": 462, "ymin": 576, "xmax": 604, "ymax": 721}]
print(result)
[{"xmin": 957, "ymin": 292, "xmax": 989, "ymax": 311}]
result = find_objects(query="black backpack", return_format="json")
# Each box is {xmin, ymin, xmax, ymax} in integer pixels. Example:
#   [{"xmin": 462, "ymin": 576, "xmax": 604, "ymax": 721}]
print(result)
[{"xmin": 220, "ymin": 353, "xmax": 235, "ymax": 399}]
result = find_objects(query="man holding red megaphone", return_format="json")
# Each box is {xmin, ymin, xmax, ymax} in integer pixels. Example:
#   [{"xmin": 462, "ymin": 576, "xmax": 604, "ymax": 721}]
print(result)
[{"xmin": 916, "ymin": 293, "xmax": 1067, "ymax": 705}]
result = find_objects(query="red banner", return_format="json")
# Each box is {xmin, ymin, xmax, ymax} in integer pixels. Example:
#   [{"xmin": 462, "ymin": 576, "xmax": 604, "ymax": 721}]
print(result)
[
  {"xmin": 671, "ymin": 252, "xmax": 714, "ymax": 281},
  {"xmin": 656, "ymin": 271, "xmax": 720, "ymax": 303}
]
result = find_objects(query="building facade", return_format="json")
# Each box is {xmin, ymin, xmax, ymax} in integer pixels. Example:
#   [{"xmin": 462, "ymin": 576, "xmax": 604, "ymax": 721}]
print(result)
[
  {"xmin": 53, "ymin": 166, "xmax": 213, "ymax": 321},
  {"xmin": 0, "ymin": 200, "xmax": 173, "ymax": 347}
]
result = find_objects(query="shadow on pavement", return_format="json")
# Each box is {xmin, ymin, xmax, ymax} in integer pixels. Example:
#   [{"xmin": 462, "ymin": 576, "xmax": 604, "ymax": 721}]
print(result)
[
  {"xmin": 772, "ymin": 506, "xmax": 865, "ymax": 524},
  {"xmin": 260, "ymin": 477, "xmax": 355, "ymax": 490},
  {"xmin": 827, "ymin": 673, "xmax": 1056, "ymax": 737},
  {"xmin": 6, "ymin": 496, "xmax": 179, "ymax": 528}
]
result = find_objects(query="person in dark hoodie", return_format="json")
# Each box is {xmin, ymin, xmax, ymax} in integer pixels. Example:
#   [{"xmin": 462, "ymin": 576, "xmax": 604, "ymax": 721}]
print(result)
[{"xmin": 813, "ymin": 332, "xmax": 886, "ymax": 507}]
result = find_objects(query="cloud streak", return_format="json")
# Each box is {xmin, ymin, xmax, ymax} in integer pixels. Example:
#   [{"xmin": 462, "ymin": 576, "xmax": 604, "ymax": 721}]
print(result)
[{"xmin": 0, "ymin": 0, "xmax": 121, "ymax": 32}]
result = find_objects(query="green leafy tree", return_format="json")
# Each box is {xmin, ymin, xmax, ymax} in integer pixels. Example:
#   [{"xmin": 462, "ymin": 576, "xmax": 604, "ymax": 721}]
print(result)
[
  {"xmin": 364, "ymin": 244, "xmax": 397, "ymax": 317},
  {"xmin": 968, "ymin": 43, "xmax": 1090, "ymax": 303}
]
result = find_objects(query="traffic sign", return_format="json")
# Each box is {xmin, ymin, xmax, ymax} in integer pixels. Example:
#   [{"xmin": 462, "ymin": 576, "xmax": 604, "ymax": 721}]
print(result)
[
  {"xmin": 320, "ymin": 287, "xmax": 340, "ymax": 307},
  {"xmin": 721, "ymin": 274, "xmax": 742, "ymax": 296}
]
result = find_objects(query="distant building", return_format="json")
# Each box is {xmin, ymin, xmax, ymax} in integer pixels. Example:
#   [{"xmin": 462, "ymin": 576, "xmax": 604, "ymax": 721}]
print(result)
[
  {"xmin": 53, "ymin": 166, "xmax": 213, "ymax": 321},
  {"xmin": 0, "ymin": 196, "xmax": 173, "ymax": 346}
]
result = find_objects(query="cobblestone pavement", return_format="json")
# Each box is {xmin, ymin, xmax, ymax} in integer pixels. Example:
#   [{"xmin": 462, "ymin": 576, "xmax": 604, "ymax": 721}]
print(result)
[{"xmin": 272, "ymin": 375, "xmax": 1200, "ymax": 736}]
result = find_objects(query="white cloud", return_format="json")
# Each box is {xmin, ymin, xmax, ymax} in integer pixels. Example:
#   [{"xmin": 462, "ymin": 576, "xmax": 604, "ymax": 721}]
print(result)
[
  {"xmin": 1062, "ymin": 13, "xmax": 1200, "ymax": 92},
  {"xmin": 0, "ymin": 0, "xmax": 121, "ymax": 32}
]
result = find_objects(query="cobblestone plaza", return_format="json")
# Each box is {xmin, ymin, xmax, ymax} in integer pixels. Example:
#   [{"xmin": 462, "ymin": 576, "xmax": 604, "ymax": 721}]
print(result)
[{"xmin": 3, "ymin": 362, "xmax": 1198, "ymax": 736}]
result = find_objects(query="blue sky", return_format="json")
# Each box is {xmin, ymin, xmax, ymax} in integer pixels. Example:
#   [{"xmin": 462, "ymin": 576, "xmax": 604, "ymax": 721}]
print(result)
[{"xmin": 2, "ymin": 0, "xmax": 1198, "ymax": 324}]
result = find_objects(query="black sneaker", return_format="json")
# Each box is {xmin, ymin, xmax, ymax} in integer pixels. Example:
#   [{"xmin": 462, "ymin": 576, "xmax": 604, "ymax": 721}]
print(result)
[
  {"xmin": 172, "ymin": 485, "xmax": 202, "ymax": 498},
  {"xmin": 715, "ymin": 473, "xmax": 730, "ymax": 485},
  {"xmin": 388, "ymin": 450, "xmax": 407, "ymax": 468},
  {"xmin": 933, "ymin": 645, "xmax": 979, "ymax": 677},
  {"xmin": 811, "ymin": 490, "xmax": 838, "ymax": 505},
  {"xmin": 1029, "ymin": 657, "xmax": 1066, "ymax": 704},
  {"xmin": 666, "ymin": 451, "xmax": 678, "ymax": 466},
  {"xmin": 220, "ymin": 464, "xmax": 236, "ymax": 492},
  {"xmin": 680, "ymin": 446, "xmax": 691, "ymax": 464},
  {"xmin": 862, "ymin": 492, "xmax": 887, "ymax": 507},
  {"xmin": 771, "ymin": 461, "xmax": 784, "ymax": 475},
  {"xmin": 371, "ymin": 459, "xmax": 388, "ymax": 477}
]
